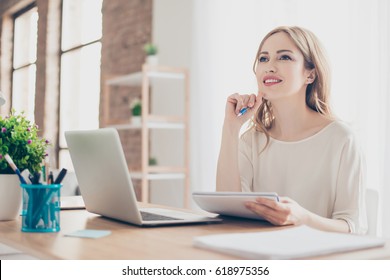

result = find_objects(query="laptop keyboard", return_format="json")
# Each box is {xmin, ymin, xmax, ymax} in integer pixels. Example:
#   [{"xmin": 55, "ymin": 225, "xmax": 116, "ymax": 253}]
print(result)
[{"xmin": 140, "ymin": 211, "xmax": 181, "ymax": 221}]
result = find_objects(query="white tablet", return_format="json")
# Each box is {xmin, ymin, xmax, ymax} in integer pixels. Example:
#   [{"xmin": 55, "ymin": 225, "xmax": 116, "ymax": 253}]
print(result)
[{"xmin": 192, "ymin": 191, "xmax": 279, "ymax": 221}]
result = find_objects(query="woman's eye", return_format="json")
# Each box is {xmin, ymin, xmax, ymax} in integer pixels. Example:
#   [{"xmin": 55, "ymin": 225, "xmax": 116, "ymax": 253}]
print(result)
[
  {"xmin": 259, "ymin": 56, "xmax": 268, "ymax": 62},
  {"xmin": 279, "ymin": 55, "xmax": 292, "ymax": 60}
]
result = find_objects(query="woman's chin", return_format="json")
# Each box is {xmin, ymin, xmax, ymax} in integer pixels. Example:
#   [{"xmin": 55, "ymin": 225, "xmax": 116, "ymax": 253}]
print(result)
[
  {"xmin": 262, "ymin": 90, "xmax": 288, "ymax": 101},
  {"xmin": 262, "ymin": 92, "xmax": 277, "ymax": 100}
]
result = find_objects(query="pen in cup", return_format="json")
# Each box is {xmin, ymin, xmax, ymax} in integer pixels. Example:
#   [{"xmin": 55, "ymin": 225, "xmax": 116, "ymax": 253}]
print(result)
[
  {"xmin": 21, "ymin": 169, "xmax": 32, "ymax": 184},
  {"xmin": 54, "ymin": 168, "xmax": 67, "ymax": 184},
  {"xmin": 4, "ymin": 154, "xmax": 27, "ymax": 184},
  {"xmin": 32, "ymin": 168, "xmax": 67, "ymax": 226},
  {"xmin": 41, "ymin": 164, "xmax": 46, "ymax": 183},
  {"xmin": 48, "ymin": 171, "xmax": 54, "ymax": 184}
]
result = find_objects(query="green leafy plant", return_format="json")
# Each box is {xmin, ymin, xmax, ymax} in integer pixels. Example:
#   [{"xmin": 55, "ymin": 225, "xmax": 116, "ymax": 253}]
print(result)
[
  {"xmin": 148, "ymin": 157, "xmax": 158, "ymax": 166},
  {"xmin": 143, "ymin": 43, "xmax": 158, "ymax": 56},
  {"xmin": 130, "ymin": 98, "xmax": 142, "ymax": 116},
  {"xmin": 0, "ymin": 110, "xmax": 49, "ymax": 174}
]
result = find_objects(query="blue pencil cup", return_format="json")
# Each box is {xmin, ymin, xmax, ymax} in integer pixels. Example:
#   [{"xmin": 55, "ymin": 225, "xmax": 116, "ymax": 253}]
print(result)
[{"xmin": 20, "ymin": 184, "xmax": 62, "ymax": 232}]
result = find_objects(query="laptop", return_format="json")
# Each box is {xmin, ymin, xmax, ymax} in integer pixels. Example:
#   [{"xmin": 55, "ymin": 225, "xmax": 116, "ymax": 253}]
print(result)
[{"xmin": 65, "ymin": 128, "xmax": 221, "ymax": 226}]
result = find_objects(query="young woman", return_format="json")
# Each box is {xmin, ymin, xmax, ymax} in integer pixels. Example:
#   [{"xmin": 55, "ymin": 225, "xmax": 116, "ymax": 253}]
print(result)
[{"xmin": 216, "ymin": 26, "xmax": 367, "ymax": 234}]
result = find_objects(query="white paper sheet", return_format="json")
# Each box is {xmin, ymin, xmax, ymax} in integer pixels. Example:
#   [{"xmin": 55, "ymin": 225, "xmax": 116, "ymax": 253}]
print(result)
[{"xmin": 193, "ymin": 225, "xmax": 385, "ymax": 259}]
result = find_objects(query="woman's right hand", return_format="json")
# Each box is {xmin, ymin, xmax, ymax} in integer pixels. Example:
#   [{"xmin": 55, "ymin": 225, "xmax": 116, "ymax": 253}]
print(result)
[
  {"xmin": 217, "ymin": 92, "xmax": 263, "ymax": 192},
  {"xmin": 224, "ymin": 92, "xmax": 263, "ymax": 125}
]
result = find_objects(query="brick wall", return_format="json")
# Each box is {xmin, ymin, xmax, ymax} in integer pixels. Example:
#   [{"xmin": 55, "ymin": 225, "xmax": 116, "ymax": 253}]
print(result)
[
  {"xmin": 101, "ymin": 0, "xmax": 152, "ymax": 75},
  {"xmin": 101, "ymin": 0, "xmax": 153, "ymax": 197}
]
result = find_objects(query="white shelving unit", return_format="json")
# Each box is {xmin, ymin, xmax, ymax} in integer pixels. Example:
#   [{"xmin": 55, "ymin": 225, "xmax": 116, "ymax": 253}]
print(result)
[{"xmin": 103, "ymin": 64, "xmax": 190, "ymax": 207}]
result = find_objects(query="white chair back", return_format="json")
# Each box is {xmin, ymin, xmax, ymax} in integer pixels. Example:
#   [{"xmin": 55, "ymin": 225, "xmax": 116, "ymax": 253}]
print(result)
[{"xmin": 366, "ymin": 188, "xmax": 379, "ymax": 236}]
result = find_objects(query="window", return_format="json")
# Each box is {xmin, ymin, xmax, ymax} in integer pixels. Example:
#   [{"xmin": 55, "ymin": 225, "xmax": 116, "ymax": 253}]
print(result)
[
  {"xmin": 58, "ymin": 0, "xmax": 103, "ymax": 169},
  {"xmin": 11, "ymin": 5, "xmax": 38, "ymax": 122}
]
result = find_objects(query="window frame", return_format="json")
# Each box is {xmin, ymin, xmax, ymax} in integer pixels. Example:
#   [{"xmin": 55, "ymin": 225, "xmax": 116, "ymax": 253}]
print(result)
[
  {"xmin": 10, "ymin": 2, "xmax": 38, "ymax": 116},
  {"xmin": 57, "ymin": 0, "xmax": 103, "ymax": 168}
]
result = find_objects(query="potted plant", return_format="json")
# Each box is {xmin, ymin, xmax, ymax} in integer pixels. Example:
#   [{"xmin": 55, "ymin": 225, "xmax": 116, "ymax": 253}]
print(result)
[
  {"xmin": 143, "ymin": 43, "xmax": 158, "ymax": 65},
  {"xmin": 148, "ymin": 157, "xmax": 158, "ymax": 166},
  {"xmin": 0, "ymin": 110, "xmax": 49, "ymax": 220},
  {"xmin": 130, "ymin": 98, "xmax": 142, "ymax": 125}
]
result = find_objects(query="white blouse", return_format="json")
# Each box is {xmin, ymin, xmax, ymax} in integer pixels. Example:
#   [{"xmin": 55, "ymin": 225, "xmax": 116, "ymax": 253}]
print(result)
[{"xmin": 239, "ymin": 121, "xmax": 367, "ymax": 234}]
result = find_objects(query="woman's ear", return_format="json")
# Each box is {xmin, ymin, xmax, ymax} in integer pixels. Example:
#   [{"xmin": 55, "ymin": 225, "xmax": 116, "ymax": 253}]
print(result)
[{"xmin": 306, "ymin": 70, "xmax": 316, "ymax": 84}]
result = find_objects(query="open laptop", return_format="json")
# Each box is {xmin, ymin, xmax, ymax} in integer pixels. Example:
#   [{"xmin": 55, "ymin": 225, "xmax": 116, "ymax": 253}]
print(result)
[{"xmin": 65, "ymin": 128, "xmax": 221, "ymax": 226}]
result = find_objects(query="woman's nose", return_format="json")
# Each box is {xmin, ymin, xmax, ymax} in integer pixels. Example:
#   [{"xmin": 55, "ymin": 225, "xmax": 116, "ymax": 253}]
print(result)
[
  {"xmin": 255, "ymin": 60, "xmax": 277, "ymax": 74},
  {"xmin": 265, "ymin": 64, "xmax": 277, "ymax": 73}
]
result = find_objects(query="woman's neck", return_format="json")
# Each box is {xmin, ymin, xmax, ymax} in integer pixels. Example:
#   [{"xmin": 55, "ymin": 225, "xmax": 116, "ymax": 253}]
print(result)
[{"xmin": 269, "ymin": 93, "xmax": 330, "ymax": 141}]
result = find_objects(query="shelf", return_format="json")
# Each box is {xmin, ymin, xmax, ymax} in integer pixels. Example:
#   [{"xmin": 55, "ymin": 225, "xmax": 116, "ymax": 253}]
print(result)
[
  {"xmin": 148, "ymin": 115, "xmax": 185, "ymax": 122},
  {"xmin": 147, "ymin": 166, "xmax": 187, "ymax": 173},
  {"xmin": 106, "ymin": 115, "xmax": 186, "ymax": 130},
  {"xmin": 106, "ymin": 72, "xmax": 142, "ymax": 86},
  {"xmin": 130, "ymin": 172, "xmax": 186, "ymax": 180},
  {"xmin": 106, "ymin": 69, "xmax": 185, "ymax": 87},
  {"xmin": 103, "ymin": 64, "xmax": 190, "ymax": 206},
  {"xmin": 130, "ymin": 166, "xmax": 187, "ymax": 180},
  {"xmin": 107, "ymin": 122, "xmax": 185, "ymax": 130},
  {"xmin": 129, "ymin": 165, "xmax": 186, "ymax": 180}
]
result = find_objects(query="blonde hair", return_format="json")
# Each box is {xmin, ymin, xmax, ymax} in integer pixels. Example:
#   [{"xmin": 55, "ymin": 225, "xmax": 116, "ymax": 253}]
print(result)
[{"xmin": 250, "ymin": 26, "xmax": 333, "ymax": 149}]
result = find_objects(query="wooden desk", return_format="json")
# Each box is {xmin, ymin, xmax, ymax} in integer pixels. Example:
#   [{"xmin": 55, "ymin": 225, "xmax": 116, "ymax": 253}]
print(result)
[{"xmin": 0, "ymin": 205, "xmax": 389, "ymax": 260}]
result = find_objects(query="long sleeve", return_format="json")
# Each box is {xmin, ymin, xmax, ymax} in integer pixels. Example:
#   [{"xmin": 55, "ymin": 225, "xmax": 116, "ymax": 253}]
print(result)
[
  {"xmin": 238, "ymin": 132, "xmax": 254, "ymax": 192},
  {"xmin": 333, "ymin": 135, "xmax": 368, "ymax": 234}
]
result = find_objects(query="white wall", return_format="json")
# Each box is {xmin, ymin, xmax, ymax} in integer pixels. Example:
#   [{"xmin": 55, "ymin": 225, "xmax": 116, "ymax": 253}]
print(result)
[{"xmin": 154, "ymin": 0, "xmax": 390, "ymax": 236}]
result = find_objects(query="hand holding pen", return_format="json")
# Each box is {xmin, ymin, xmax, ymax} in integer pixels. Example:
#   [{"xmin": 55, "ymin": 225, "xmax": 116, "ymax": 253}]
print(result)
[{"xmin": 225, "ymin": 92, "xmax": 263, "ymax": 122}]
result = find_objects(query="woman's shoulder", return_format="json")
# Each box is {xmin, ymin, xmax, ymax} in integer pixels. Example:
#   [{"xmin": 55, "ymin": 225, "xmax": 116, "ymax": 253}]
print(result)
[
  {"xmin": 323, "ymin": 120, "xmax": 362, "ymax": 152},
  {"xmin": 325, "ymin": 120, "xmax": 356, "ymax": 139}
]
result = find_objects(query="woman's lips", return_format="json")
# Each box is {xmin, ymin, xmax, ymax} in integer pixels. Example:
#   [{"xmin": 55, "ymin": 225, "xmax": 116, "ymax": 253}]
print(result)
[{"xmin": 263, "ymin": 76, "xmax": 282, "ymax": 86}]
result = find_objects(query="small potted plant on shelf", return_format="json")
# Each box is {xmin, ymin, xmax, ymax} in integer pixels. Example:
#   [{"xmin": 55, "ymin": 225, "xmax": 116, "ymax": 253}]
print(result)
[
  {"xmin": 143, "ymin": 43, "xmax": 158, "ymax": 65},
  {"xmin": 148, "ymin": 157, "xmax": 158, "ymax": 166},
  {"xmin": 130, "ymin": 97, "xmax": 142, "ymax": 125},
  {"xmin": 0, "ymin": 109, "xmax": 50, "ymax": 220}
]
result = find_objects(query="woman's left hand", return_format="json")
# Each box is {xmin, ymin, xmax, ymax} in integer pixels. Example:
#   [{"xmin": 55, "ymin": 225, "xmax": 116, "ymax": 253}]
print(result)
[{"xmin": 245, "ymin": 197, "xmax": 309, "ymax": 226}]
